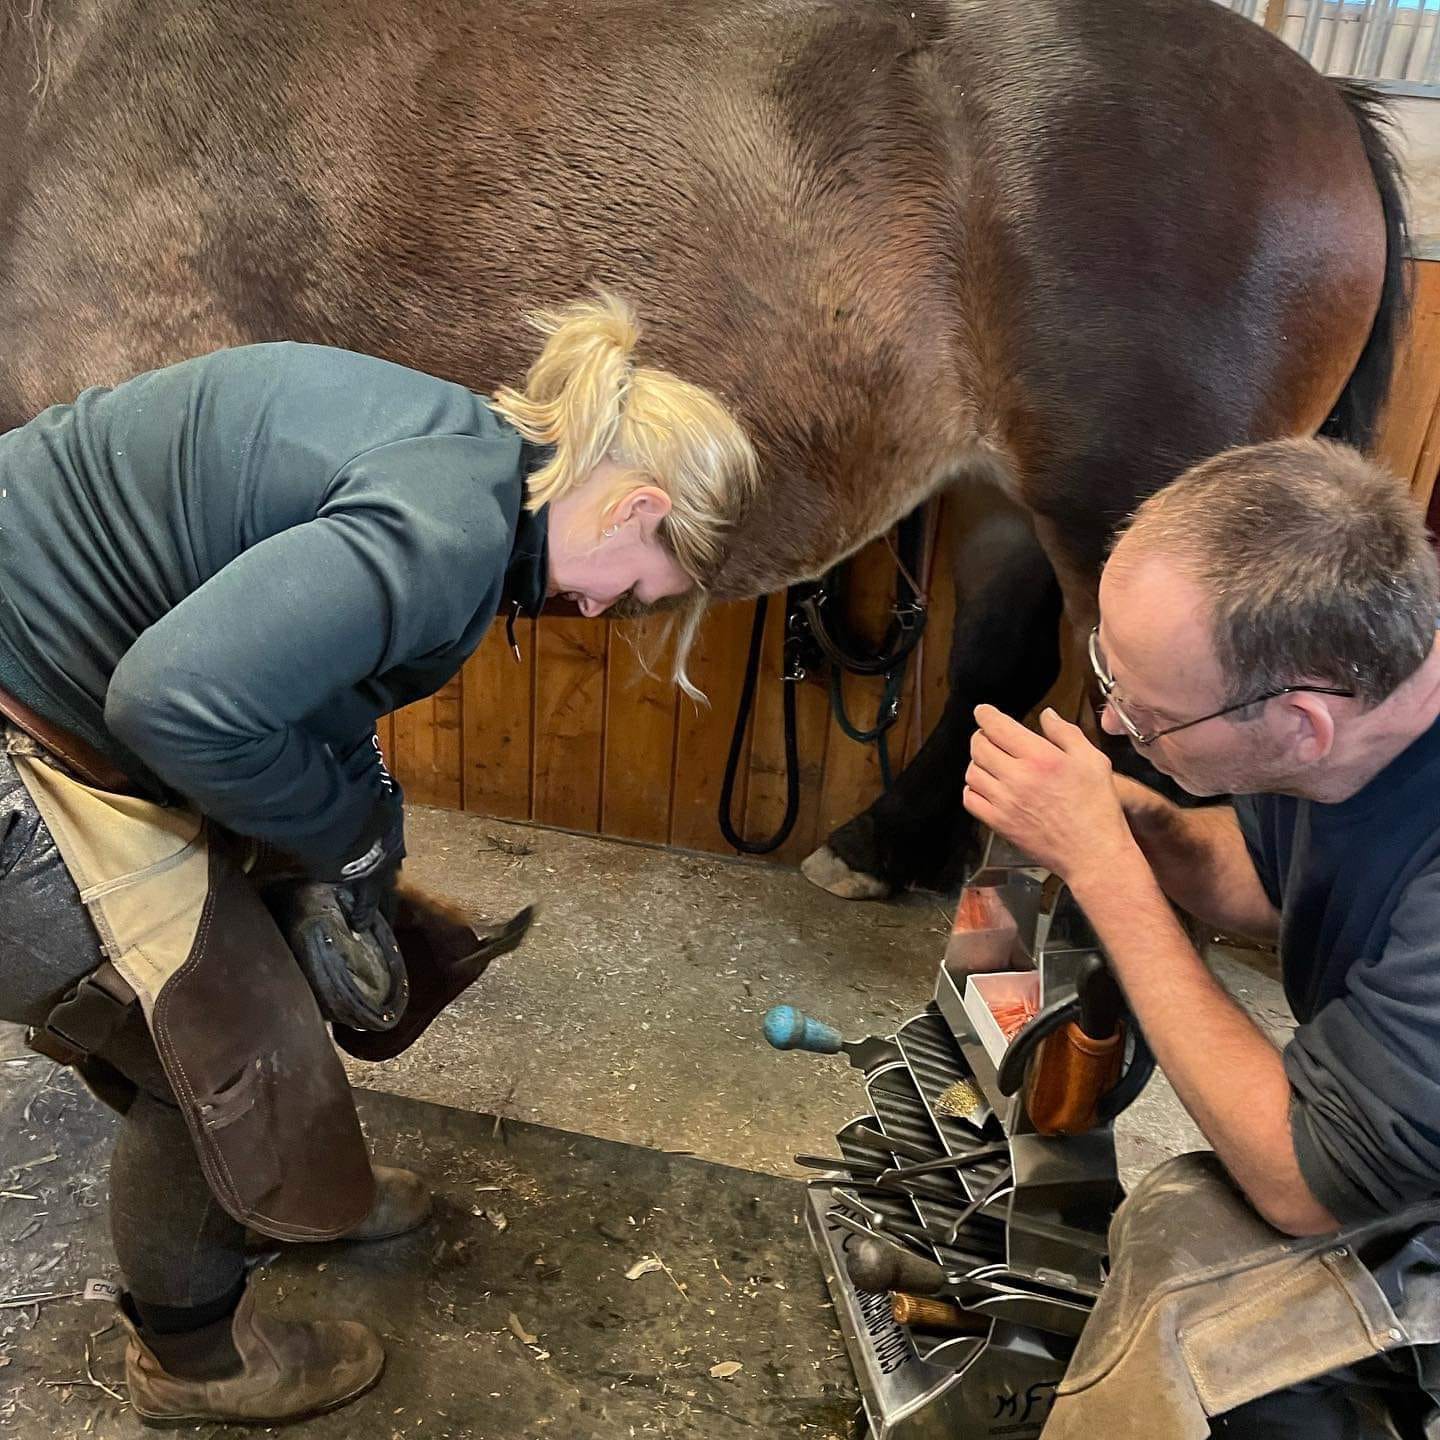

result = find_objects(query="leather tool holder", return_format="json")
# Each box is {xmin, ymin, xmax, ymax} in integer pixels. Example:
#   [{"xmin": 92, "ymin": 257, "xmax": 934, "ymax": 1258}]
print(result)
[{"xmin": 1024, "ymin": 1021, "xmax": 1126, "ymax": 1136}]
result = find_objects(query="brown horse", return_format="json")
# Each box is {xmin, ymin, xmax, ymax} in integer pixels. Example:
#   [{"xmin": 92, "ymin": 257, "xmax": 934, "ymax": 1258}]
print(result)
[{"xmin": 0, "ymin": 0, "xmax": 1403, "ymax": 897}]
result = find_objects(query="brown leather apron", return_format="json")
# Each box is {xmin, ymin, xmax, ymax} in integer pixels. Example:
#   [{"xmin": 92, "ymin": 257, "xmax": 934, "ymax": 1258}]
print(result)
[
  {"xmin": 9, "ymin": 734, "xmax": 374, "ymax": 1242},
  {"xmin": 1044, "ymin": 1152, "xmax": 1440, "ymax": 1437}
]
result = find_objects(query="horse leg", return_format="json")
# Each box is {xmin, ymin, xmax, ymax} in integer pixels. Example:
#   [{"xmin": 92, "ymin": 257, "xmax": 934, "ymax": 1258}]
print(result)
[{"xmin": 803, "ymin": 484, "xmax": 1061, "ymax": 900}]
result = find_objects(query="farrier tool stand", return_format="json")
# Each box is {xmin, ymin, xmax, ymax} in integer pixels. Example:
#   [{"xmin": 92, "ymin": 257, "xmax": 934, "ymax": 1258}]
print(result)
[{"xmin": 764, "ymin": 836, "xmax": 1155, "ymax": 1439}]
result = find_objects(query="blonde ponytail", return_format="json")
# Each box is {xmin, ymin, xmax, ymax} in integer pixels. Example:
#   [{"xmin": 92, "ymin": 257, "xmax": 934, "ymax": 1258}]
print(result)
[
  {"xmin": 492, "ymin": 293, "xmax": 640, "ymax": 512},
  {"xmin": 491, "ymin": 291, "xmax": 759, "ymax": 698}
]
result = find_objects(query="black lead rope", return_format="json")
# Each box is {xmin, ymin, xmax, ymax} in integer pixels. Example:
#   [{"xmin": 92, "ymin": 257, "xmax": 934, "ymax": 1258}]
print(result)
[
  {"xmin": 717, "ymin": 506, "xmax": 930, "ymax": 856},
  {"xmin": 829, "ymin": 664, "xmax": 904, "ymax": 790},
  {"xmin": 718, "ymin": 592, "xmax": 803, "ymax": 855}
]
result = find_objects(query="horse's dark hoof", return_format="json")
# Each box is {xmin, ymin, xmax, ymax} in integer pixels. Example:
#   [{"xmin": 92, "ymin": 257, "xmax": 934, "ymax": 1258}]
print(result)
[{"xmin": 800, "ymin": 845, "xmax": 893, "ymax": 901}]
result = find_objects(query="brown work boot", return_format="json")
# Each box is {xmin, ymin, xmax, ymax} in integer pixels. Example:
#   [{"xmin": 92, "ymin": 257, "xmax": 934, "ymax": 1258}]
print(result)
[
  {"xmin": 244, "ymin": 1167, "xmax": 432, "ymax": 1250},
  {"xmin": 344, "ymin": 1165, "xmax": 432, "ymax": 1242},
  {"xmin": 122, "ymin": 1287, "xmax": 384, "ymax": 1426}
]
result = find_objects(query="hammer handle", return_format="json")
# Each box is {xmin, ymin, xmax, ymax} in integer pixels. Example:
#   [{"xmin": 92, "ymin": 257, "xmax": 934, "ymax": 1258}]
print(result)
[{"xmin": 891, "ymin": 1293, "xmax": 988, "ymax": 1334}]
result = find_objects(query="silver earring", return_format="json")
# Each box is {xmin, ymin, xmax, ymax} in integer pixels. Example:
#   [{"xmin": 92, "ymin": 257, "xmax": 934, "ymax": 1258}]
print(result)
[{"xmin": 603, "ymin": 525, "xmax": 619, "ymax": 538}]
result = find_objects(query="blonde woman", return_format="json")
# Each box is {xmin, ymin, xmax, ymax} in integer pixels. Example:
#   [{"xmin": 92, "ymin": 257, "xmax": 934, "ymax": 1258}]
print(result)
[{"xmin": 0, "ymin": 293, "xmax": 756, "ymax": 1424}]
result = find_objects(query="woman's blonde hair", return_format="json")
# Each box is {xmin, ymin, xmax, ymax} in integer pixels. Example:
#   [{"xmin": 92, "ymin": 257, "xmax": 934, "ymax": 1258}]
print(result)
[{"xmin": 491, "ymin": 290, "xmax": 759, "ymax": 697}]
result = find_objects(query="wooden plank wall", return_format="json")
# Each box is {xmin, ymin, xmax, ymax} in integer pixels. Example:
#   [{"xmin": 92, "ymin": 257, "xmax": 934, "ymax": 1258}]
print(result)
[
  {"xmin": 381, "ymin": 532, "xmax": 951, "ymax": 863},
  {"xmin": 386, "ymin": 257, "xmax": 1440, "ymax": 860},
  {"xmin": 1378, "ymin": 259, "xmax": 1440, "ymax": 516}
]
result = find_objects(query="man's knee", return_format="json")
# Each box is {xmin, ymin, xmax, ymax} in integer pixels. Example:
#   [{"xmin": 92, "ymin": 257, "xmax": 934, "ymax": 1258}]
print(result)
[{"xmin": 1212, "ymin": 1368, "xmax": 1412, "ymax": 1440}]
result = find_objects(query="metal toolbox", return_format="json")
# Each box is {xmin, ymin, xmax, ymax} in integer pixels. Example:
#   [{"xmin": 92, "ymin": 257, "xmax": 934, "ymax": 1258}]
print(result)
[{"xmin": 770, "ymin": 839, "xmax": 1150, "ymax": 1439}]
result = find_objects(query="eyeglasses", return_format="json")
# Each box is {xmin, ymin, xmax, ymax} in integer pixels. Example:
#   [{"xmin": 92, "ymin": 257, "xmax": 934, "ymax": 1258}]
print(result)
[{"xmin": 1086, "ymin": 627, "xmax": 1356, "ymax": 746}]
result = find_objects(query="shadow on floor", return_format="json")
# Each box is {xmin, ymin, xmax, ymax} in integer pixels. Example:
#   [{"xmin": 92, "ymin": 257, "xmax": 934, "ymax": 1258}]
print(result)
[{"xmin": 0, "ymin": 1062, "xmax": 857, "ymax": 1440}]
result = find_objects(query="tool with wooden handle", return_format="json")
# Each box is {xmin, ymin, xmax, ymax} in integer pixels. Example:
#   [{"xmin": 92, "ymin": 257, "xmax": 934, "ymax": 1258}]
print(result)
[
  {"xmin": 891, "ymin": 1292, "xmax": 990, "ymax": 1336},
  {"xmin": 763, "ymin": 1005, "xmax": 897, "ymax": 1071},
  {"xmin": 843, "ymin": 1233, "xmax": 1096, "ymax": 1322}
]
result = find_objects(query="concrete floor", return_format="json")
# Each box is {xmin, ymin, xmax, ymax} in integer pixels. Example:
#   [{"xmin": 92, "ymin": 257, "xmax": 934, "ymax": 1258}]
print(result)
[
  {"xmin": 0, "ymin": 1076, "xmax": 857, "ymax": 1440},
  {"xmin": 351, "ymin": 807, "xmax": 1296, "ymax": 1190},
  {"xmin": 0, "ymin": 807, "xmax": 1298, "ymax": 1437}
]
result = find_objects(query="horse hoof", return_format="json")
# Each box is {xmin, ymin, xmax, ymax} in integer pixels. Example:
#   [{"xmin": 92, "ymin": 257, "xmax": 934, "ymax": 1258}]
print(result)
[{"xmin": 800, "ymin": 846, "xmax": 893, "ymax": 901}]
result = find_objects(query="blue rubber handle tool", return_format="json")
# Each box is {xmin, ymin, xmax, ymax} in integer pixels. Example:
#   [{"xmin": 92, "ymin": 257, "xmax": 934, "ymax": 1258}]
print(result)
[
  {"xmin": 763, "ymin": 1005, "xmax": 897, "ymax": 1071},
  {"xmin": 764, "ymin": 1005, "xmax": 844, "ymax": 1055}
]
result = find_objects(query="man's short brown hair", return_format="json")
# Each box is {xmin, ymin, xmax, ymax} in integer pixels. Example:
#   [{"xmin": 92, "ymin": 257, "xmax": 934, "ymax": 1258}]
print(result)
[{"xmin": 1116, "ymin": 438, "xmax": 1439, "ymax": 708}]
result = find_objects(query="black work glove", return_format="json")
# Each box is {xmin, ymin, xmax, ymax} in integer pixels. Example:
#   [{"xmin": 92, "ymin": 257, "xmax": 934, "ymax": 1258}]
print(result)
[
  {"xmin": 335, "ymin": 891, "xmax": 537, "ymax": 1063},
  {"xmin": 269, "ymin": 786, "xmax": 410, "ymax": 1031},
  {"xmin": 328, "ymin": 786, "xmax": 407, "ymax": 932}
]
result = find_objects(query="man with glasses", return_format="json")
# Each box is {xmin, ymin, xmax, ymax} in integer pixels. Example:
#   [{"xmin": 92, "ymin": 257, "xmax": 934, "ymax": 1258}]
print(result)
[{"xmin": 965, "ymin": 437, "xmax": 1440, "ymax": 1438}]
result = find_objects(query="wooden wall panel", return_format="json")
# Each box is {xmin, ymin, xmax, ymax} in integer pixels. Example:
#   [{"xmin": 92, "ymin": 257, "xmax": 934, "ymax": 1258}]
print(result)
[
  {"xmin": 1377, "ymin": 261, "xmax": 1440, "ymax": 511},
  {"xmin": 392, "ymin": 677, "xmax": 463, "ymax": 810},
  {"xmin": 531, "ymin": 618, "xmax": 607, "ymax": 831},
  {"xmin": 601, "ymin": 616, "xmax": 680, "ymax": 844},
  {"xmin": 384, "ymin": 257, "xmax": 1440, "ymax": 861},
  {"xmin": 462, "ymin": 623, "xmax": 534, "ymax": 821},
  {"xmin": 1410, "ymin": 400, "xmax": 1440, "ymax": 519},
  {"xmin": 913, "ymin": 495, "xmax": 959, "ymax": 770}
]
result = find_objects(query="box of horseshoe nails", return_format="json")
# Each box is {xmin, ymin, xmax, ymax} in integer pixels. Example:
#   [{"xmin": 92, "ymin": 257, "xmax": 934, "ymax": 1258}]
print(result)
[{"xmin": 764, "ymin": 837, "xmax": 1154, "ymax": 1440}]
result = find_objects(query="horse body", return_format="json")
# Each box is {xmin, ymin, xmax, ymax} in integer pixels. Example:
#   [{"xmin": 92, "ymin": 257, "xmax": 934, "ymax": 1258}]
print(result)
[{"xmin": 0, "ymin": 0, "xmax": 1400, "ymax": 892}]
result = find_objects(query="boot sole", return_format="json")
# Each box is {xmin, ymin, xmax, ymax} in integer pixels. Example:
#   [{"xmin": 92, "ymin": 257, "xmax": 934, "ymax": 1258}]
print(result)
[
  {"xmin": 245, "ymin": 1200, "xmax": 432, "ymax": 1247},
  {"xmin": 343, "ymin": 1207, "xmax": 433, "ymax": 1243},
  {"xmin": 132, "ymin": 1356, "xmax": 385, "ymax": 1429}
]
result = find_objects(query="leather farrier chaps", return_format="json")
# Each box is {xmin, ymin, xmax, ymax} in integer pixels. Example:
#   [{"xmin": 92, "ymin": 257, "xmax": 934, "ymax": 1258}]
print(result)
[{"xmin": 6, "ymin": 707, "xmax": 375, "ymax": 1241}]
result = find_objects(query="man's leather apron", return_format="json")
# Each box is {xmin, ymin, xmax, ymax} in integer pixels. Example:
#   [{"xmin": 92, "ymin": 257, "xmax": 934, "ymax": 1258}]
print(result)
[
  {"xmin": 9, "ymin": 736, "xmax": 374, "ymax": 1242},
  {"xmin": 1044, "ymin": 1152, "xmax": 1440, "ymax": 1437}
]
